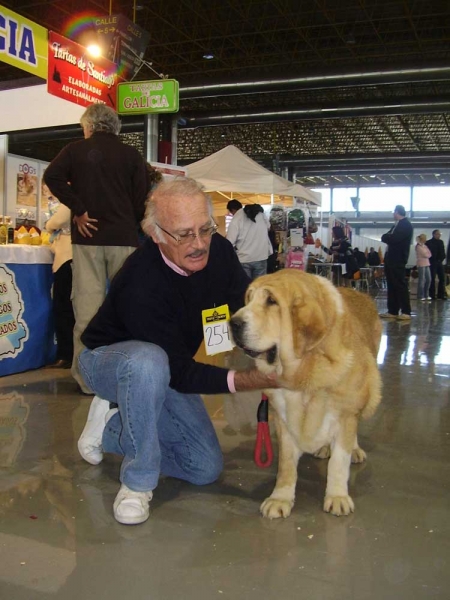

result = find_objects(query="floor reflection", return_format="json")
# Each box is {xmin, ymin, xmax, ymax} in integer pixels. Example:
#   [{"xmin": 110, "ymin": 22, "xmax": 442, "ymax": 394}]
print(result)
[{"xmin": 0, "ymin": 293, "xmax": 449, "ymax": 599}]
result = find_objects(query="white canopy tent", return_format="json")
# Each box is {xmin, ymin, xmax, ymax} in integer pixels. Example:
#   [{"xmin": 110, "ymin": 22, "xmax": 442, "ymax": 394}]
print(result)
[{"xmin": 186, "ymin": 145, "xmax": 321, "ymax": 216}]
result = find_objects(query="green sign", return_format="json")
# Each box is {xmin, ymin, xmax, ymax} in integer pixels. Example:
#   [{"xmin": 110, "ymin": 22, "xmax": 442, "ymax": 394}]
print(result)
[{"xmin": 117, "ymin": 79, "xmax": 179, "ymax": 114}]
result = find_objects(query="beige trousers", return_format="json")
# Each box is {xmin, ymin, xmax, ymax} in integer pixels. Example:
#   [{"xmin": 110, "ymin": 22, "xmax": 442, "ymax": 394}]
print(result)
[{"xmin": 71, "ymin": 245, "xmax": 136, "ymax": 393}]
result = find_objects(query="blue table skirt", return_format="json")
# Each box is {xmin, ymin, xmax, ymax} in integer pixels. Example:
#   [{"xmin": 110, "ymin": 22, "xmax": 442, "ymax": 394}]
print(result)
[{"xmin": 0, "ymin": 262, "xmax": 56, "ymax": 377}]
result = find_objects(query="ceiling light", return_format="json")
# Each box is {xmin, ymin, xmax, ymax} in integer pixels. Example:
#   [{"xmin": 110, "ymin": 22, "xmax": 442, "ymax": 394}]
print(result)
[
  {"xmin": 76, "ymin": 26, "xmax": 102, "ymax": 56},
  {"xmin": 87, "ymin": 43, "xmax": 101, "ymax": 57}
]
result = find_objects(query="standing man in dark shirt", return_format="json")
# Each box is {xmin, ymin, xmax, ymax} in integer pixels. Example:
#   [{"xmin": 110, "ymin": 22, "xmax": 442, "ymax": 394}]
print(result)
[
  {"xmin": 76, "ymin": 178, "xmax": 278, "ymax": 526},
  {"xmin": 367, "ymin": 247, "xmax": 381, "ymax": 266},
  {"xmin": 353, "ymin": 247, "xmax": 367, "ymax": 269},
  {"xmin": 44, "ymin": 104, "xmax": 147, "ymax": 393},
  {"xmin": 426, "ymin": 229, "xmax": 447, "ymax": 300},
  {"xmin": 380, "ymin": 205, "xmax": 413, "ymax": 320}
]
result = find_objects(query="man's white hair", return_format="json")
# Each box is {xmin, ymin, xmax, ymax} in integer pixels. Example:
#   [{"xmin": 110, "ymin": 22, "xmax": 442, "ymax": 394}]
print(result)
[
  {"xmin": 80, "ymin": 104, "xmax": 121, "ymax": 135},
  {"xmin": 141, "ymin": 177, "xmax": 213, "ymax": 241}
]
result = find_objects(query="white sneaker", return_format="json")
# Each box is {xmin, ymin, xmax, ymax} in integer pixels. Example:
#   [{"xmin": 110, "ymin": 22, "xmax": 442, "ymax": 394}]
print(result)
[
  {"xmin": 379, "ymin": 312, "xmax": 397, "ymax": 319},
  {"xmin": 397, "ymin": 313, "xmax": 412, "ymax": 321},
  {"xmin": 78, "ymin": 396, "xmax": 118, "ymax": 465},
  {"xmin": 113, "ymin": 484, "xmax": 153, "ymax": 525}
]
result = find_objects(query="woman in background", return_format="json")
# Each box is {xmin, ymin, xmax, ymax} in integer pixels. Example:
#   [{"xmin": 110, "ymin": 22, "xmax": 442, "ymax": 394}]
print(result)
[
  {"xmin": 415, "ymin": 233, "xmax": 432, "ymax": 301},
  {"xmin": 321, "ymin": 226, "xmax": 359, "ymax": 285},
  {"xmin": 45, "ymin": 200, "xmax": 75, "ymax": 368},
  {"xmin": 226, "ymin": 202, "xmax": 272, "ymax": 280}
]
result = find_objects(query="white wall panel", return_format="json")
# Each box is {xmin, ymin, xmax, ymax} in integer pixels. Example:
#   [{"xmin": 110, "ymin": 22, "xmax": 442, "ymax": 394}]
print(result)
[{"xmin": 0, "ymin": 85, "xmax": 84, "ymax": 132}]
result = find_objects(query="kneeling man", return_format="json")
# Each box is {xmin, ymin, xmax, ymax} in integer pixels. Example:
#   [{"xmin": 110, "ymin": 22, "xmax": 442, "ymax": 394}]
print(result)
[{"xmin": 78, "ymin": 178, "xmax": 278, "ymax": 525}]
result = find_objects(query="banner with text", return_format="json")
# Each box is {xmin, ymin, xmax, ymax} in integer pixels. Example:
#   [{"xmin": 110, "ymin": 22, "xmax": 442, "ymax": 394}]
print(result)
[
  {"xmin": 47, "ymin": 31, "xmax": 118, "ymax": 109},
  {"xmin": 0, "ymin": 4, "xmax": 48, "ymax": 79}
]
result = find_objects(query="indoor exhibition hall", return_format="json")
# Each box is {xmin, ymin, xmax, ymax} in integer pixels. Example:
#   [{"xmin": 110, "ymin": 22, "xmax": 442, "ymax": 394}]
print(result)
[{"xmin": 1, "ymin": 1, "xmax": 450, "ymax": 599}]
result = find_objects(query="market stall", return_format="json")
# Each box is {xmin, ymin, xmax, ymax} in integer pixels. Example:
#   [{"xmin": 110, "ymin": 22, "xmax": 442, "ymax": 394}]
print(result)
[
  {"xmin": 0, "ymin": 245, "xmax": 55, "ymax": 377},
  {"xmin": 187, "ymin": 146, "xmax": 321, "ymax": 271},
  {"xmin": 187, "ymin": 145, "xmax": 321, "ymax": 217}
]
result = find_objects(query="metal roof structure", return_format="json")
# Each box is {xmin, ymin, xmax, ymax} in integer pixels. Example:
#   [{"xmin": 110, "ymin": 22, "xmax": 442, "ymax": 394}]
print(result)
[{"xmin": 2, "ymin": 0, "xmax": 450, "ymax": 187}]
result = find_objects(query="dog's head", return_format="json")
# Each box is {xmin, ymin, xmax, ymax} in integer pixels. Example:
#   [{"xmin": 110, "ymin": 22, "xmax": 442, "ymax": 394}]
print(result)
[{"xmin": 230, "ymin": 270, "xmax": 343, "ymax": 371}]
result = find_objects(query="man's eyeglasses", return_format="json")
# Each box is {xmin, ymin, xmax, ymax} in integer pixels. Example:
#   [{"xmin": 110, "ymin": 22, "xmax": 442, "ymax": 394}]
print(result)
[{"xmin": 156, "ymin": 222, "xmax": 218, "ymax": 245}]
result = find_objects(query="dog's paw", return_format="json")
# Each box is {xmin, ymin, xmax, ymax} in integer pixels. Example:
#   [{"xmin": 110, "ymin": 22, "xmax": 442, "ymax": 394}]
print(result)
[
  {"xmin": 314, "ymin": 445, "xmax": 331, "ymax": 460},
  {"xmin": 323, "ymin": 495, "xmax": 355, "ymax": 516},
  {"xmin": 351, "ymin": 447, "xmax": 367, "ymax": 463},
  {"xmin": 260, "ymin": 497, "xmax": 294, "ymax": 519}
]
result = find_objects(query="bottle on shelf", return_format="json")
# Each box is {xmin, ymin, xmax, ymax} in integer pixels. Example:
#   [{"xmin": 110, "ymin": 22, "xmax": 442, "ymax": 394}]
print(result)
[
  {"xmin": 0, "ymin": 216, "xmax": 7, "ymax": 245},
  {"xmin": 6, "ymin": 217, "xmax": 14, "ymax": 244}
]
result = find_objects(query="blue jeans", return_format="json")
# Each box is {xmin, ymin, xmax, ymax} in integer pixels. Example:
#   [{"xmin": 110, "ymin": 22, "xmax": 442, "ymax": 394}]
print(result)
[
  {"xmin": 78, "ymin": 341, "xmax": 223, "ymax": 492},
  {"xmin": 417, "ymin": 266, "xmax": 431, "ymax": 300},
  {"xmin": 241, "ymin": 259, "xmax": 267, "ymax": 280}
]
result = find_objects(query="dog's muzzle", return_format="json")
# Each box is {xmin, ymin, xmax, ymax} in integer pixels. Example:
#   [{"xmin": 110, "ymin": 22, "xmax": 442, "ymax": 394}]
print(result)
[{"xmin": 230, "ymin": 317, "xmax": 277, "ymax": 363}]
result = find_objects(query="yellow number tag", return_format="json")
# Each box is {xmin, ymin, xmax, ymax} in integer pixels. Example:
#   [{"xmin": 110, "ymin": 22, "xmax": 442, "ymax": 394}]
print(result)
[{"xmin": 201, "ymin": 304, "xmax": 234, "ymax": 356}]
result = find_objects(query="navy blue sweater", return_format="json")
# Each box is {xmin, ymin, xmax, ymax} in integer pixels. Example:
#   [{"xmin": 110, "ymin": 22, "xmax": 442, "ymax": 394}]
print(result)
[{"xmin": 81, "ymin": 234, "xmax": 250, "ymax": 395}]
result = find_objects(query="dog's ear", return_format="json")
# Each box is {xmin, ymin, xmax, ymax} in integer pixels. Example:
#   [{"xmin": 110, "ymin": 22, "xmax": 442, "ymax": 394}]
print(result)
[
  {"xmin": 291, "ymin": 298, "xmax": 329, "ymax": 354},
  {"xmin": 244, "ymin": 285, "xmax": 254, "ymax": 305}
]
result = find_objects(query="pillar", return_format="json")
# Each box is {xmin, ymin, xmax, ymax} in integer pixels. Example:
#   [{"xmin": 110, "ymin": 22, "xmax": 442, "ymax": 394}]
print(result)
[{"xmin": 144, "ymin": 114, "xmax": 158, "ymax": 163}]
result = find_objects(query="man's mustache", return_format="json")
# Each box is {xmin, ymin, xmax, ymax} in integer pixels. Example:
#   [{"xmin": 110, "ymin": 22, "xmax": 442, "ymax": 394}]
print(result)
[{"xmin": 187, "ymin": 249, "xmax": 207, "ymax": 258}]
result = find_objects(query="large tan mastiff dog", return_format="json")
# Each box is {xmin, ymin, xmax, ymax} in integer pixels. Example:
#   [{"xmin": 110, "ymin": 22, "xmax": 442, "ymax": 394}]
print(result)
[{"xmin": 230, "ymin": 269, "xmax": 382, "ymax": 518}]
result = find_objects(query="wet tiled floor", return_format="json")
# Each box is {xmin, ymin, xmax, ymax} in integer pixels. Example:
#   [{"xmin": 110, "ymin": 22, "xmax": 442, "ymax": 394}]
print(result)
[{"xmin": 0, "ymin": 292, "xmax": 449, "ymax": 599}]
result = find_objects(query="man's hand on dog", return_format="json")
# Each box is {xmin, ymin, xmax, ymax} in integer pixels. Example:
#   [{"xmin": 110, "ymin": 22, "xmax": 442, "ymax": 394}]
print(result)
[{"xmin": 234, "ymin": 369, "xmax": 279, "ymax": 392}]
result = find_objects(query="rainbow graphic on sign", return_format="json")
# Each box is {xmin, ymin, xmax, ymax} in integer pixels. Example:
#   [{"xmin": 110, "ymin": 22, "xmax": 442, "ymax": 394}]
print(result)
[
  {"xmin": 60, "ymin": 11, "xmax": 129, "ymax": 80},
  {"xmin": 61, "ymin": 11, "xmax": 102, "ymax": 41}
]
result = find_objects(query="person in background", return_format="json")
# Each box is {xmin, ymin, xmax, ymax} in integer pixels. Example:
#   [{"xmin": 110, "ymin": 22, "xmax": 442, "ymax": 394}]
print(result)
[
  {"xmin": 45, "ymin": 199, "xmax": 75, "ymax": 368},
  {"xmin": 426, "ymin": 229, "xmax": 447, "ymax": 300},
  {"xmin": 267, "ymin": 224, "xmax": 278, "ymax": 273},
  {"xmin": 226, "ymin": 199, "xmax": 242, "ymax": 216},
  {"xmin": 367, "ymin": 247, "xmax": 381, "ymax": 266},
  {"xmin": 380, "ymin": 205, "xmax": 413, "ymax": 320},
  {"xmin": 226, "ymin": 201, "xmax": 272, "ymax": 280},
  {"xmin": 43, "ymin": 104, "xmax": 148, "ymax": 394},
  {"xmin": 415, "ymin": 234, "xmax": 432, "ymax": 302},
  {"xmin": 76, "ymin": 178, "xmax": 277, "ymax": 526},
  {"xmin": 353, "ymin": 247, "xmax": 367, "ymax": 269},
  {"xmin": 321, "ymin": 226, "xmax": 351, "ymax": 263},
  {"xmin": 447, "ymin": 238, "xmax": 450, "ymax": 271},
  {"xmin": 321, "ymin": 226, "xmax": 358, "ymax": 285}
]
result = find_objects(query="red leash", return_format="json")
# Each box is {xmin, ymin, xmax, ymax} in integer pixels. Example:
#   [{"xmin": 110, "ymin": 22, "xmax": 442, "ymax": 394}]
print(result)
[{"xmin": 254, "ymin": 394, "xmax": 273, "ymax": 468}]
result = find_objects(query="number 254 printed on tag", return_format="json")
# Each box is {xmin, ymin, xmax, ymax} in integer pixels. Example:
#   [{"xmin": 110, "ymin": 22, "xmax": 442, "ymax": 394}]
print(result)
[{"xmin": 201, "ymin": 304, "xmax": 234, "ymax": 356}]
